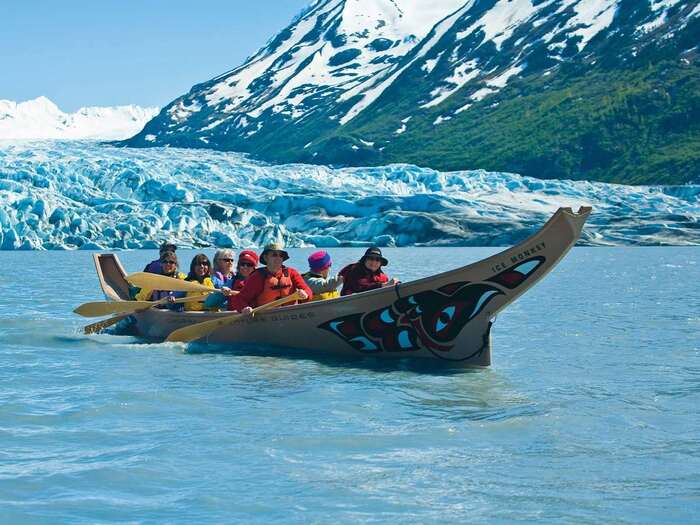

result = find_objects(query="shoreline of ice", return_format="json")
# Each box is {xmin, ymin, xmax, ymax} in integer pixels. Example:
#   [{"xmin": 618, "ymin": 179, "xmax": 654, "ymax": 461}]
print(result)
[{"xmin": 0, "ymin": 140, "xmax": 698, "ymax": 250}]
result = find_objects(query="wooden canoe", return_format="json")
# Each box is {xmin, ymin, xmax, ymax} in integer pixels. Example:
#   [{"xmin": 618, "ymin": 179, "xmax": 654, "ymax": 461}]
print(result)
[{"xmin": 92, "ymin": 206, "xmax": 591, "ymax": 365}]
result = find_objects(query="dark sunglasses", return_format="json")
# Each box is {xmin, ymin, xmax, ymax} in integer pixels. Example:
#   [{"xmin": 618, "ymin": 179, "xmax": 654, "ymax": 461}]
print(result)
[
  {"xmin": 196, "ymin": 261, "xmax": 210, "ymax": 267},
  {"xmin": 365, "ymin": 256, "xmax": 381, "ymax": 262},
  {"xmin": 161, "ymin": 259, "xmax": 177, "ymax": 264},
  {"xmin": 239, "ymin": 262, "xmax": 255, "ymax": 268},
  {"xmin": 220, "ymin": 258, "xmax": 234, "ymax": 263},
  {"xmin": 268, "ymin": 252, "xmax": 285, "ymax": 258}
]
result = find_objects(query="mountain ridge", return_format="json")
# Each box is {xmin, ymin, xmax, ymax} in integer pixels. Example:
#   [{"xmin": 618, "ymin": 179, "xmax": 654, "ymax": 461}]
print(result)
[
  {"xmin": 123, "ymin": 0, "xmax": 700, "ymax": 185},
  {"xmin": 0, "ymin": 97, "xmax": 159, "ymax": 140}
]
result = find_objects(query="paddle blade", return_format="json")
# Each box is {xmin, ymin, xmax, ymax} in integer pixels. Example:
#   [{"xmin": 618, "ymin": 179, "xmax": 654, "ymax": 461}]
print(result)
[
  {"xmin": 165, "ymin": 313, "xmax": 244, "ymax": 343},
  {"xmin": 126, "ymin": 272, "xmax": 213, "ymax": 293},
  {"xmin": 84, "ymin": 313, "xmax": 130, "ymax": 334},
  {"xmin": 74, "ymin": 300, "xmax": 156, "ymax": 317}
]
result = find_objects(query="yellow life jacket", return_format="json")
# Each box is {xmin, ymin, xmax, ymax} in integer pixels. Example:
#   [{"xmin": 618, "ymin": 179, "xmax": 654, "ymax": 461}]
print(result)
[
  {"xmin": 184, "ymin": 277, "xmax": 215, "ymax": 311},
  {"xmin": 302, "ymin": 271, "xmax": 340, "ymax": 301},
  {"xmin": 312, "ymin": 290, "xmax": 340, "ymax": 301}
]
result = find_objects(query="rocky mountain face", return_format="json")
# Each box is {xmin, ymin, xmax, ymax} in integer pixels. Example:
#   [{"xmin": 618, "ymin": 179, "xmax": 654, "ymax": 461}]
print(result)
[{"xmin": 123, "ymin": 0, "xmax": 700, "ymax": 185}]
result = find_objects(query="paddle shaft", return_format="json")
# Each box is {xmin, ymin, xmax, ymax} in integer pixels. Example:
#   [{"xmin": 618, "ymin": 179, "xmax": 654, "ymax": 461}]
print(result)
[
  {"xmin": 82, "ymin": 293, "xmax": 212, "ymax": 334},
  {"xmin": 126, "ymin": 272, "xmax": 214, "ymax": 293},
  {"xmin": 165, "ymin": 291, "xmax": 303, "ymax": 343},
  {"xmin": 75, "ymin": 293, "xmax": 211, "ymax": 318}
]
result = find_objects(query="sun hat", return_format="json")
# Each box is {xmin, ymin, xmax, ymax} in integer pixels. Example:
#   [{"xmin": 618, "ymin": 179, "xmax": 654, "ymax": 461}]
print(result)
[
  {"xmin": 238, "ymin": 249, "xmax": 259, "ymax": 267},
  {"xmin": 360, "ymin": 247, "xmax": 388, "ymax": 266},
  {"xmin": 308, "ymin": 250, "xmax": 332, "ymax": 272},
  {"xmin": 260, "ymin": 243, "xmax": 289, "ymax": 265}
]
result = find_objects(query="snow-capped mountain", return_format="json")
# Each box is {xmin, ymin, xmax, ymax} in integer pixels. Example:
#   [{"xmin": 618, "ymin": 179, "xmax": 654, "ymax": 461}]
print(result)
[
  {"xmin": 125, "ymin": 0, "xmax": 699, "ymax": 185},
  {"xmin": 0, "ymin": 97, "xmax": 159, "ymax": 140}
]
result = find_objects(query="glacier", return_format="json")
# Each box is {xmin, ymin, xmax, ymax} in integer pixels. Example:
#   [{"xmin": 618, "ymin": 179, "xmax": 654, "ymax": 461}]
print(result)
[{"xmin": 0, "ymin": 140, "xmax": 698, "ymax": 251}]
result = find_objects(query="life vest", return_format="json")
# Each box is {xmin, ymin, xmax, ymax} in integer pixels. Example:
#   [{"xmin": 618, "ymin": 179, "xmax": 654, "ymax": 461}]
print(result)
[
  {"xmin": 313, "ymin": 289, "xmax": 340, "ymax": 301},
  {"xmin": 302, "ymin": 271, "xmax": 340, "ymax": 302},
  {"xmin": 184, "ymin": 277, "xmax": 215, "ymax": 311},
  {"xmin": 232, "ymin": 274, "xmax": 246, "ymax": 292},
  {"xmin": 254, "ymin": 267, "xmax": 293, "ymax": 307}
]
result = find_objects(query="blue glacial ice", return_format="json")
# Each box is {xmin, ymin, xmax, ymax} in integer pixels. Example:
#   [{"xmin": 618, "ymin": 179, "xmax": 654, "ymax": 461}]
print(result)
[{"xmin": 0, "ymin": 140, "xmax": 698, "ymax": 250}]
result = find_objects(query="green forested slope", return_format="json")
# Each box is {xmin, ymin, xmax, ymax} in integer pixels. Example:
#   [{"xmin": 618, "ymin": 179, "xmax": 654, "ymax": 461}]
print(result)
[{"xmin": 306, "ymin": 61, "xmax": 699, "ymax": 185}]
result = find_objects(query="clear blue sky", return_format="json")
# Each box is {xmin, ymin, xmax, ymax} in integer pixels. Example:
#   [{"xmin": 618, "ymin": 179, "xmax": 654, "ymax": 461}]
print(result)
[{"xmin": 1, "ymin": 1, "xmax": 310, "ymax": 111}]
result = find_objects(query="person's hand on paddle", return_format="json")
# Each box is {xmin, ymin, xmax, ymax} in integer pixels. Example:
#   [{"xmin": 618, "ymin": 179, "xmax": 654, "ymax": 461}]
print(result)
[
  {"xmin": 221, "ymin": 286, "xmax": 237, "ymax": 297},
  {"xmin": 166, "ymin": 294, "xmax": 176, "ymax": 304},
  {"xmin": 241, "ymin": 306, "xmax": 253, "ymax": 315},
  {"xmin": 297, "ymin": 289, "xmax": 309, "ymax": 301}
]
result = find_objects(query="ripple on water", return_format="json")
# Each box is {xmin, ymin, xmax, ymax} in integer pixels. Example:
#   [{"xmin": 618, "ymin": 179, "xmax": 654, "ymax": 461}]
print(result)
[{"xmin": 1, "ymin": 247, "xmax": 700, "ymax": 523}]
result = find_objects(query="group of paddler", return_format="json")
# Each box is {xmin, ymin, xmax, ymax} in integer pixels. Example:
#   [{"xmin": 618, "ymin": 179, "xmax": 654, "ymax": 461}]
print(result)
[{"xmin": 132, "ymin": 241, "xmax": 400, "ymax": 315}]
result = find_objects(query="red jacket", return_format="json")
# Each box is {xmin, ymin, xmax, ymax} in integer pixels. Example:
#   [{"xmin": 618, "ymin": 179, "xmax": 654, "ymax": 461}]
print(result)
[
  {"xmin": 228, "ymin": 266, "xmax": 312, "ymax": 310},
  {"xmin": 339, "ymin": 263, "xmax": 388, "ymax": 296}
]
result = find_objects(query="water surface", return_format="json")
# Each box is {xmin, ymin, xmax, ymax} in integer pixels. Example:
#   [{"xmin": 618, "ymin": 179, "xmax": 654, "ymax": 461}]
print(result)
[{"xmin": 0, "ymin": 247, "xmax": 698, "ymax": 524}]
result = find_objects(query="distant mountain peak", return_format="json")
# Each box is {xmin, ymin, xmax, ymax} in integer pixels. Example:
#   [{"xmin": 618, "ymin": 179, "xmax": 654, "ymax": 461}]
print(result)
[{"xmin": 0, "ymin": 97, "xmax": 159, "ymax": 140}]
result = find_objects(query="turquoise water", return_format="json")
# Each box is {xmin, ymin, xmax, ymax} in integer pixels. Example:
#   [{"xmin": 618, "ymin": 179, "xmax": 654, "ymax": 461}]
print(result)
[{"xmin": 1, "ymin": 247, "xmax": 698, "ymax": 524}]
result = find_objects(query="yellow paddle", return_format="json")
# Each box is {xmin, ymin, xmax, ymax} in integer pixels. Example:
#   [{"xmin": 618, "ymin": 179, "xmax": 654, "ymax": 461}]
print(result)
[
  {"xmin": 165, "ymin": 291, "xmax": 303, "ymax": 343},
  {"xmin": 81, "ymin": 293, "xmax": 212, "ymax": 334},
  {"xmin": 125, "ymin": 272, "xmax": 214, "ymax": 293},
  {"xmin": 74, "ymin": 293, "xmax": 212, "ymax": 317}
]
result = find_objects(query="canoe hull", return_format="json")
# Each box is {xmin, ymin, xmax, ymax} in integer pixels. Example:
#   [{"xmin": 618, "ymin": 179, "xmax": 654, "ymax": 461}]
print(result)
[{"xmin": 93, "ymin": 207, "xmax": 591, "ymax": 366}]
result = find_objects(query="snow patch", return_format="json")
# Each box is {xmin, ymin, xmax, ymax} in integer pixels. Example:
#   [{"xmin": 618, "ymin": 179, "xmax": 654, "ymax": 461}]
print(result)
[
  {"xmin": 394, "ymin": 116, "xmax": 412, "ymax": 134},
  {"xmin": 339, "ymin": 2, "xmax": 473, "ymax": 124},
  {"xmin": 421, "ymin": 60, "xmax": 480, "ymax": 108},
  {"xmin": 487, "ymin": 64, "xmax": 523, "ymax": 88},
  {"xmin": 457, "ymin": 0, "xmax": 539, "ymax": 50},
  {"xmin": 168, "ymin": 100, "xmax": 201, "ymax": 124},
  {"xmin": 433, "ymin": 115, "xmax": 452, "ymax": 125},
  {"xmin": 471, "ymin": 87, "xmax": 496, "ymax": 101},
  {"xmin": 650, "ymin": 0, "xmax": 683, "ymax": 11},
  {"xmin": 561, "ymin": 0, "xmax": 620, "ymax": 52},
  {"xmin": 422, "ymin": 51, "xmax": 445, "ymax": 74}
]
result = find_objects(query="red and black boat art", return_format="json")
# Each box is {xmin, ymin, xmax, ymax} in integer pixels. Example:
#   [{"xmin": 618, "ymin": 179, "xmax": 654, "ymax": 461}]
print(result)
[{"xmin": 319, "ymin": 257, "xmax": 544, "ymax": 360}]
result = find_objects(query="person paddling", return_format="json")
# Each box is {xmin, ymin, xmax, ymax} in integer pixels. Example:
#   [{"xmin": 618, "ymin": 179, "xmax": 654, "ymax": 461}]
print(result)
[
  {"xmin": 144, "ymin": 241, "xmax": 177, "ymax": 274},
  {"xmin": 234, "ymin": 250, "xmax": 259, "ymax": 286},
  {"xmin": 339, "ymin": 247, "xmax": 398, "ymax": 296},
  {"xmin": 205, "ymin": 249, "xmax": 259, "ymax": 310},
  {"xmin": 303, "ymin": 250, "xmax": 343, "ymax": 301},
  {"xmin": 129, "ymin": 241, "xmax": 177, "ymax": 298},
  {"xmin": 228, "ymin": 243, "xmax": 310, "ymax": 313},
  {"xmin": 135, "ymin": 251, "xmax": 186, "ymax": 309},
  {"xmin": 211, "ymin": 249, "xmax": 237, "ymax": 290},
  {"xmin": 183, "ymin": 254, "xmax": 216, "ymax": 311}
]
